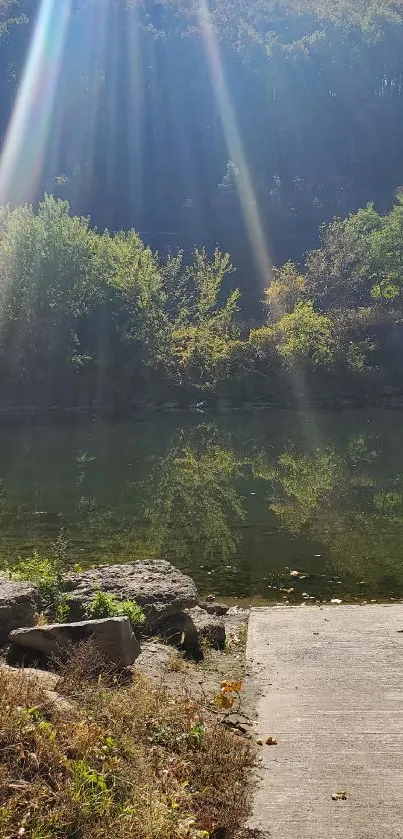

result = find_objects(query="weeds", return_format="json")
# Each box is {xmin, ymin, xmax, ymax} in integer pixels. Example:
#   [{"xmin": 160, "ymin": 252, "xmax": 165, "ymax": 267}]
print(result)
[
  {"xmin": 7, "ymin": 532, "xmax": 70, "ymax": 623},
  {"xmin": 85, "ymin": 590, "xmax": 145, "ymax": 628},
  {"xmin": 0, "ymin": 644, "xmax": 253, "ymax": 839},
  {"xmin": 166, "ymin": 650, "xmax": 189, "ymax": 673}
]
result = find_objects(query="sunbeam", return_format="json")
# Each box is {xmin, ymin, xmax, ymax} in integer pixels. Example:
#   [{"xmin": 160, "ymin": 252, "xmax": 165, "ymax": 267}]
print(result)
[
  {"xmin": 0, "ymin": 0, "xmax": 71, "ymax": 206},
  {"xmin": 198, "ymin": 0, "xmax": 272, "ymax": 288},
  {"xmin": 198, "ymin": 0, "xmax": 321, "ymax": 446}
]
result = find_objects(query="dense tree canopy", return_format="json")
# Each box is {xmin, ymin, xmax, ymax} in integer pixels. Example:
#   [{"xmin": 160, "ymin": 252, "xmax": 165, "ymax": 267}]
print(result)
[
  {"xmin": 0, "ymin": 2, "xmax": 403, "ymax": 404},
  {"xmin": 1, "ymin": 0, "xmax": 403, "ymax": 310}
]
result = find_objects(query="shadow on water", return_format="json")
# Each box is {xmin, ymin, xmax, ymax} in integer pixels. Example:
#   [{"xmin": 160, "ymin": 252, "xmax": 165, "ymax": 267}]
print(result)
[{"xmin": 1, "ymin": 409, "xmax": 403, "ymax": 603}]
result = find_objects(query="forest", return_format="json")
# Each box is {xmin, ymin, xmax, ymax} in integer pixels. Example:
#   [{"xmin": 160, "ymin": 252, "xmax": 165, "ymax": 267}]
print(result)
[{"xmin": 1, "ymin": 0, "xmax": 403, "ymax": 407}]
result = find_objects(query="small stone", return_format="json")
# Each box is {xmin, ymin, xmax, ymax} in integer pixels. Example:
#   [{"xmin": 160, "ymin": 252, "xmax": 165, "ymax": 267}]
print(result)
[
  {"xmin": 256, "ymin": 738, "xmax": 264, "ymax": 745},
  {"xmin": 332, "ymin": 791, "xmax": 347, "ymax": 801}
]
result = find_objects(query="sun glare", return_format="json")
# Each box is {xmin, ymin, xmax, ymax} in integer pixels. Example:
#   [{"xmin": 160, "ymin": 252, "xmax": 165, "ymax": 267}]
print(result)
[
  {"xmin": 198, "ymin": 0, "xmax": 273, "ymax": 288},
  {"xmin": 0, "ymin": 0, "xmax": 71, "ymax": 206}
]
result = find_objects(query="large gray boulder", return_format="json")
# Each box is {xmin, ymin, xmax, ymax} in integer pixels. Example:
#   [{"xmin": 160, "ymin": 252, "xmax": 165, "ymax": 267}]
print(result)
[
  {"xmin": 0, "ymin": 577, "xmax": 37, "ymax": 645},
  {"xmin": 65, "ymin": 560, "xmax": 198, "ymax": 630},
  {"xmin": 9, "ymin": 617, "xmax": 140, "ymax": 667}
]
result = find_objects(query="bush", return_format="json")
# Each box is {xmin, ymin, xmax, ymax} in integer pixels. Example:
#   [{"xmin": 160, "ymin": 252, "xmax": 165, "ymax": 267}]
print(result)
[{"xmin": 85, "ymin": 590, "xmax": 145, "ymax": 627}]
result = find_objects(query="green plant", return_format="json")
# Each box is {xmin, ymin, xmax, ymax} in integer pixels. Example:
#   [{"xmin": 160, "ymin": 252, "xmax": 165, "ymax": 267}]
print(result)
[
  {"xmin": 189, "ymin": 722, "xmax": 205, "ymax": 749},
  {"xmin": 85, "ymin": 590, "xmax": 145, "ymax": 627},
  {"xmin": 8, "ymin": 545, "xmax": 70, "ymax": 623},
  {"xmin": 69, "ymin": 759, "xmax": 112, "ymax": 816}
]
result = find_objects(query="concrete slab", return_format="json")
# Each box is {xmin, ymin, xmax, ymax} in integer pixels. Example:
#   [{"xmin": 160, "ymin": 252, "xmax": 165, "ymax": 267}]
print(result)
[{"xmin": 246, "ymin": 604, "xmax": 403, "ymax": 839}]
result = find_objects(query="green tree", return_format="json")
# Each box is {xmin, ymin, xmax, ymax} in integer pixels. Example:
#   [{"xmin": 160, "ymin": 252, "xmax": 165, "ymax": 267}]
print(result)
[
  {"xmin": 265, "ymin": 262, "xmax": 306, "ymax": 319},
  {"xmin": 271, "ymin": 301, "xmax": 336, "ymax": 369},
  {"xmin": 0, "ymin": 195, "xmax": 99, "ymax": 385},
  {"xmin": 306, "ymin": 205, "xmax": 382, "ymax": 311},
  {"xmin": 94, "ymin": 228, "xmax": 172, "ymax": 391},
  {"xmin": 162, "ymin": 247, "xmax": 239, "ymax": 331},
  {"xmin": 163, "ymin": 247, "xmax": 241, "ymax": 390},
  {"xmin": 369, "ymin": 195, "xmax": 403, "ymax": 302}
]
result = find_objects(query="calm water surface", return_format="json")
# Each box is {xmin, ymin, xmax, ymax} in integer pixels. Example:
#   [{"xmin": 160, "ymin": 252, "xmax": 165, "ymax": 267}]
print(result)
[{"xmin": 1, "ymin": 409, "xmax": 403, "ymax": 604}]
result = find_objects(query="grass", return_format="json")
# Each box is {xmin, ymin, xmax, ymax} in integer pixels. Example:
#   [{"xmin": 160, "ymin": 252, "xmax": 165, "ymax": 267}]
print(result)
[
  {"xmin": 0, "ymin": 641, "xmax": 253, "ymax": 839},
  {"xmin": 166, "ymin": 650, "xmax": 190, "ymax": 673}
]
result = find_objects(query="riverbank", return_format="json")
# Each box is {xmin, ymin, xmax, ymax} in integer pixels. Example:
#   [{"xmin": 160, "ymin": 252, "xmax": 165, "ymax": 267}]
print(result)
[
  {"xmin": 0, "ymin": 636, "xmax": 253, "ymax": 839},
  {"xmin": 0, "ymin": 561, "xmax": 255, "ymax": 838},
  {"xmin": 2, "ymin": 385, "xmax": 403, "ymax": 420}
]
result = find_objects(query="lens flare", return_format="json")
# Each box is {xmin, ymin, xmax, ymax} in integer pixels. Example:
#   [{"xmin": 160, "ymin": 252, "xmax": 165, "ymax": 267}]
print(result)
[
  {"xmin": 0, "ymin": 0, "xmax": 71, "ymax": 206},
  {"xmin": 198, "ymin": 0, "xmax": 272, "ymax": 287}
]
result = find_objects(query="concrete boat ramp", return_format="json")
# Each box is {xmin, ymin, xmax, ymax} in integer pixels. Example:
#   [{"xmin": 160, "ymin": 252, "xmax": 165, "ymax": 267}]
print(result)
[{"xmin": 246, "ymin": 604, "xmax": 403, "ymax": 839}]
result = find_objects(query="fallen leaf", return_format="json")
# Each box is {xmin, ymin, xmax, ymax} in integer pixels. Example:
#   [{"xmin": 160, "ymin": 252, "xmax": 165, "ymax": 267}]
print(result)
[
  {"xmin": 266, "ymin": 736, "xmax": 277, "ymax": 746},
  {"xmin": 216, "ymin": 693, "xmax": 234, "ymax": 710},
  {"xmin": 220, "ymin": 680, "xmax": 242, "ymax": 694}
]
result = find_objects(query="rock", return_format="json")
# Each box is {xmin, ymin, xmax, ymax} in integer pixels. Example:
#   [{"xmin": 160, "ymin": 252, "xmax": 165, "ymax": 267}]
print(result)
[
  {"xmin": 157, "ymin": 611, "xmax": 201, "ymax": 660},
  {"xmin": 0, "ymin": 577, "xmax": 37, "ymax": 645},
  {"xmin": 1, "ymin": 663, "xmax": 60, "ymax": 691},
  {"xmin": 43, "ymin": 690, "xmax": 75, "ymax": 714},
  {"xmin": 199, "ymin": 601, "xmax": 229, "ymax": 616},
  {"xmin": 8, "ymin": 617, "xmax": 140, "ymax": 667},
  {"xmin": 206, "ymin": 594, "xmax": 216, "ymax": 602},
  {"xmin": 221, "ymin": 713, "xmax": 253, "ymax": 738},
  {"xmin": 65, "ymin": 561, "xmax": 198, "ymax": 630},
  {"xmin": 187, "ymin": 606, "xmax": 226, "ymax": 650}
]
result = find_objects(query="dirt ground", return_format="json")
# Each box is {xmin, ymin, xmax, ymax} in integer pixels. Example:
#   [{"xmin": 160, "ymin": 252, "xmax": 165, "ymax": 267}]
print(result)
[{"xmin": 135, "ymin": 607, "xmax": 250, "ymax": 709}]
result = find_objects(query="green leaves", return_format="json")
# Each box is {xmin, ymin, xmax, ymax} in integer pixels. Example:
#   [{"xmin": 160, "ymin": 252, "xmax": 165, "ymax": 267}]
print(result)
[
  {"xmin": 85, "ymin": 591, "xmax": 146, "ymax": 627},
  {"xmin": 272, "ymin": 301, "xmax": 336, "ymax": 369}
]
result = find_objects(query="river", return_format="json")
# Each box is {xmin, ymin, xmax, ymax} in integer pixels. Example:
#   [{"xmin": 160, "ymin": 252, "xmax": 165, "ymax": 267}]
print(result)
[{"xmin": 1, "ymin": 409, "xmax": 403, "ymax": 605}]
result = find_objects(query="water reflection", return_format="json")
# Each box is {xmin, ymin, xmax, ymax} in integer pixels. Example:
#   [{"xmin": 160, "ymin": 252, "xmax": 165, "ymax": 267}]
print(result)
[
  {"xmin": 0, "ymin": 411, "xmax": 403, "ymax": 601},
  {"xmin": 142, "ymin": 424, "xmax": 245, "ymax": 563}
]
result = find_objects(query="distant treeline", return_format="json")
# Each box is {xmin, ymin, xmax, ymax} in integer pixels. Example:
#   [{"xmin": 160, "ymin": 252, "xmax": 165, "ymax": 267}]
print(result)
[{"xmin": 1, "ymin": 195, "xmax": 403, "ymax": 408}]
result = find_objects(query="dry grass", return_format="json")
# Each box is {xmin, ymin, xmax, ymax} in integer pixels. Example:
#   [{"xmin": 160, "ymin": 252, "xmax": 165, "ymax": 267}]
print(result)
[
  {"xmin": 165, "ymin": 650, "xmax": 190, "ymax": 673},
  {"xmin": 0, "ymin": 642, "xmax": 253, "ymax": 839}
]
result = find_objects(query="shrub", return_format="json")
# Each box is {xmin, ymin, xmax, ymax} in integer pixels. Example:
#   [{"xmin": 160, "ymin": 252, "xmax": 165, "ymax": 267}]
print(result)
[
  {"xmin": 8, "ymin": 547, "xmax": 70, "ymax": 623},
  {"xmin": 85, "ymin": 590, "xmax": 145, "ymax": 627}
]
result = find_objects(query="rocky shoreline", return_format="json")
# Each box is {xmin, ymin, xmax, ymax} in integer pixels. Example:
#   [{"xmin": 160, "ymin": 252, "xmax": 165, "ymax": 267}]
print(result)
[{"xmin": 0, "ymin": 560, "xmax": 247, "ymax": 666}]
